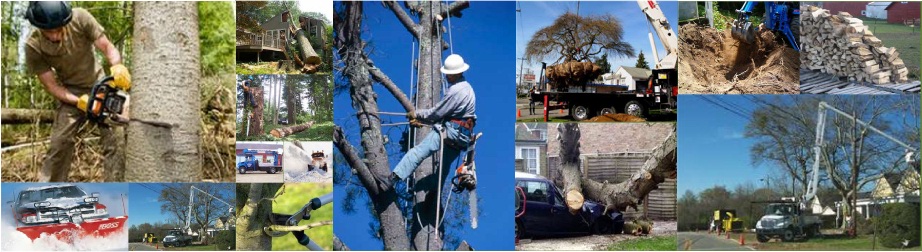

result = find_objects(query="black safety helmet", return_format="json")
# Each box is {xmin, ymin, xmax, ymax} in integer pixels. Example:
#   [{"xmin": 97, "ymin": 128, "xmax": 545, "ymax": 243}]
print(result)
[{"xmin": 25, "ymin": 1, "xmax": 73, "ymax": 30}]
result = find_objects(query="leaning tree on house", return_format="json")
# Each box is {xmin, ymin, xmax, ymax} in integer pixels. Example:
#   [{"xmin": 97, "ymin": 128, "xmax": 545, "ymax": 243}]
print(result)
[{"xmin": 333, "ymin": 1, "xmax": 472, "ymax": 250}]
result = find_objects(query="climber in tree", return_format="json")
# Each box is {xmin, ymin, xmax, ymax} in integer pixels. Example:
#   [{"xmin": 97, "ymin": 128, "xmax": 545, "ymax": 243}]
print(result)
[
  {"xmin": 374, "ymin": 54, "xmax": 477, "ymax": 192},
  {"xmin": 24, "ymin": 1, "xmax": 131, "ymax": 182}
]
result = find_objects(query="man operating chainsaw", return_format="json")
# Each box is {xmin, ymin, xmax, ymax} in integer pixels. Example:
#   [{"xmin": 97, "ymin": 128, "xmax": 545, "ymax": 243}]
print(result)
[
  {"xmin": 24, "ymin": 1, "xmax": 131, "ymax": 182},
  {"xmin": 374, "ymin": 54, "xmax": 476, "ymax": 192}
]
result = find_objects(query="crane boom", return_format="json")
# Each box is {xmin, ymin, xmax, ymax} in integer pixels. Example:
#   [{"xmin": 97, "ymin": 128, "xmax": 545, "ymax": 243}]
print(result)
[
  {"xmin": 636, "ymin": 0, "xmax": 678, "ymax": 69},
  {"xmin": 806, "ymin": 101, "xmax": 918, "ymax": 208},
  {"xmin": 184, "ymin": 185, "xmax": 235, "ymax": 233}
]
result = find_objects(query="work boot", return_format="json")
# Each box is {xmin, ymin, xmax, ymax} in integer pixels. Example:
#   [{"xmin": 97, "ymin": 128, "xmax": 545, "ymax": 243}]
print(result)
[{"xmin": 374, "ymin": 172, "xmax": 398, "ymax": 192}]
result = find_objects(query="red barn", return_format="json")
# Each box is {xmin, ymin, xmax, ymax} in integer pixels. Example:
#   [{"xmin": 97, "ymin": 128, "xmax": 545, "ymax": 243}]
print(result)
[
  {"xmin": 886, "ymin": 2, "xmax": 921, "ymax": 24},
  {"xmin": 820, "ymin": 1, "xmax": 870, "ymax": 16}
]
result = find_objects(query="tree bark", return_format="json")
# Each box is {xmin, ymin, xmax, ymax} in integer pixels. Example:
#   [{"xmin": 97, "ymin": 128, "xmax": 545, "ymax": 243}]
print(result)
[
  {"xmin": 288, "ymin": 20, "xmax": 321, "ymax": 74},
  {"xmin": 333, "ymin": 235, "xmax": 350, "ymax": 251},
  {"xmin": 247, "ymin": 86, "xmax": 265, "ymax": 137},
  {"xmin": 0, "ymin": 109, "xmax": 54, "ymax": 124},
  {"xmin": 270, "ymin": 121, "xmax": 314, "ymax": 138},
  {"xmin": 557, "ymin": 123, "xmax": 584, "ymax": 213},
  {"xmin": 126, "ymin": 1, "xmax": 201, "ymax": 181},
  {"xmin": 286, "ymin": 77, "xmax": 296, "ymax": 125},
  {"xmin": 558, "ymin": 123, "xmax": 677, "ymax": 214},
  {"xmin": 236, "ymin": 183, "xmax": 282, "ymax": 251},
  {"xmin": 333, "ymin": 2, "xmax": 410, "ymax": 250}
]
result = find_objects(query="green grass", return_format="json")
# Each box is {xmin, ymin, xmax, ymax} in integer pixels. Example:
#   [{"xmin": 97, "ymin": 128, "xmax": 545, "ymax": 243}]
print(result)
[
  {"xmin": 608, "ymin": 236, "xmax": 677, "ymax": 251},
  {"xmin": 752, "ymin": 234, "xmax": 919, "ymax": 251},
  {"xmin": 859, "ymin": 17, "xmax": 921, "ymax": 80},
  {"xmin": 271, "ymin": 183, "xmax": 334, "ymax": 251},
  {"xmin": 238, "ymin": 121, "xmax": 334, "ymax": 141}
]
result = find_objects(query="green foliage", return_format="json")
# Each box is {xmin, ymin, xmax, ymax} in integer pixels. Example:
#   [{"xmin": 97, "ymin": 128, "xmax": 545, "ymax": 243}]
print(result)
[
  {"xmin": 272, "ymin": 184, "xmax": 333, "ymax": 251},
  {"xmin": 635, "ymin": 51, "xmax": 650, "ymax": 69},
  {"xmin": 199, "ymin": 1, "xmax": 236, "ymax": 75},
  {"xmin": 214, "ymin": 230, "xmax": 236, "ymax": 250},
  {"xmin": 606, "ymin": 236, "xmax": 676, "ymax": 251},
  {"xmin": 879, "ymin": 203, "xmax": 920, "ymax": 248},
  {"xmin": 593, "ymin": 53, "xmax": 612, "ymax": 75}
]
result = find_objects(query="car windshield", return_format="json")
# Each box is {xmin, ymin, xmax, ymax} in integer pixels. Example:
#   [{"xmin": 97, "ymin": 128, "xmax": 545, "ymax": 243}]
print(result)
[
  {"xmin": 167, "ymin": 230, "xmax": 181, "ymax": 236},
  {"xmin": 766, "ymin": 204, "xmax": 794, "ymax": 215},
  {"xmin": 19, "ymin": 186, "xmax": 86, "ymax": 204}
]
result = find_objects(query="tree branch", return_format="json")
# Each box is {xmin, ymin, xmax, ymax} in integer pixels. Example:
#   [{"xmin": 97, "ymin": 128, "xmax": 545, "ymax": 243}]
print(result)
[
  {"xmin": 265, "ymin": 220, "xmax": 333, "ymax": 232},
  {"xmin": 365, "ymin": 57, "xmax": 415, "ymax": 112},
  {"xmin": 384, "ymin": 1, "xmax": 421, "ymax": 39},
  {"xmin": 439, "ymin": 1, "xmax": 471, "ymax": 19},
  {"xmin": 334, "ymin": 235, "xmax": 350, "ymax": 251},
  {"xmin": 334, "ymin": 126, "xmax": 380, "ymax": 196}
]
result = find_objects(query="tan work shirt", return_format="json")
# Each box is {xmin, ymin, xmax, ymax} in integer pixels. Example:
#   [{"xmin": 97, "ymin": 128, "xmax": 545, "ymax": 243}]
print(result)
[{"xmin": 25, "ymin": 8, "xmax": 106, "ymax": 88}]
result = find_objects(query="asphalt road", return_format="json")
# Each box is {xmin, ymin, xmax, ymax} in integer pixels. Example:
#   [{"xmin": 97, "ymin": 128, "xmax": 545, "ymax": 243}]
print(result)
[
  {"xmin": 129, "ymin": 243, "xmax": 160, "ymax": 251},
  {"xmin": 516, "ymin": 98, "xmax": 570, "ymax": 121},
  {"xmin": 236, "ymin": 171, "xmax": 284, "ymax": 183},
  {"xmin": 677, "ymin": 231, "xmax": 754, "ymax": 251}
]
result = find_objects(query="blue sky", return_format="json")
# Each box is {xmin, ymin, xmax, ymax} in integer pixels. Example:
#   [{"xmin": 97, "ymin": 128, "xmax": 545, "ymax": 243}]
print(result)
[
  {"xmin": 677, "ymin": 95, "xmax": 770, "ymax": 195},
  {"xmin": 333, "ymin": 1, "xmax": 514, "ymax": 250},
  {"xmin": 1, "ymin": 183, "xmax": 130, "ymax": 223},
  {"xmin": 127, "ymin": 183, "xmax": 235, "ymax": 227},
  {"xmin": 516, "ymin": 1, "xmax": 678, "ymax": 76}
]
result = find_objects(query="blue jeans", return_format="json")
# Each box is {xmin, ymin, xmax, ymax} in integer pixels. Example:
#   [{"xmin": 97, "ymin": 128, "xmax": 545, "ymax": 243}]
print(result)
[{"xmin": 393, "ymin": 123, "xmax": 471, "ymax": 179}]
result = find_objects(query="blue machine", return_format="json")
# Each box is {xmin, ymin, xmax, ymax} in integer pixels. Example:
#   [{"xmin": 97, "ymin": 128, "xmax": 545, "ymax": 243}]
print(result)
[
  {"xmin": 731, "ymin": 1, "xmax": 800, "ymax": 51},
  {"xmin": 237, "ymin": 149, "xmax": 282, "ymax": 174}
]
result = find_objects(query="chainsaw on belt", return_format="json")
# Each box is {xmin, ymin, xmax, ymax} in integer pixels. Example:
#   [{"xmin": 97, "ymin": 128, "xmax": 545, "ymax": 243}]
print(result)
[{"xmin": 86, "ymin": 76, "xmax": 130, "ymax": 126}]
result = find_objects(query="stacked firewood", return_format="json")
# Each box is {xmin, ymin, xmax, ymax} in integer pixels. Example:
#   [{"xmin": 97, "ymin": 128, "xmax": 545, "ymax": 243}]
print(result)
[{"xmin": 800, "ymin": 6, "xmax": 909, "ymax": 84}]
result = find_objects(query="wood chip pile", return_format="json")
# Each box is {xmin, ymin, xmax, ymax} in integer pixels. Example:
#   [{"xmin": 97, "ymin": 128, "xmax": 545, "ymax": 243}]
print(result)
[{"xmin": 801, "ymin": 6, "xmax": 909, "ymax": 84}]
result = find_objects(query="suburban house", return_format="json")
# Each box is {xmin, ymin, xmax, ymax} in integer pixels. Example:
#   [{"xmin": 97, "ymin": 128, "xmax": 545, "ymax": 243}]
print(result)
[
  {"xmin": 884, "ymin": 2, "xmax": 921, "ymax": 24},
  {"xmin": 546, "ymin": 123, "xmax": 677, "ymax": 220},
  {"xmin": 237, "ymin": 11, "xmax": 326, "ymax": 62},
  {"xmin": 515, "ymin": 123, "xmax": 548, "ymax": 178},
  {"xmin": 851, "ymin": 168, "xmax": 921, "ymax": 219},
  {"xmin": 215, "ymin": 216, "xmax": 235, "ymax": 231}
]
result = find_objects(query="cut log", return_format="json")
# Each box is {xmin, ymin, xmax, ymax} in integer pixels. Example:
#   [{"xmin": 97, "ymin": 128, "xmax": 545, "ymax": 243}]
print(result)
[
  {"xmin": 287, "ymin": 20, "xmax": 321, "ymax": 74},
  {"xmin": 556, "ymin": 123, "xmax": 678, "ymax": 215},
  {"xmin": 1, "ymin": 109, "xmax": 54, "ymax": 124},
  {"xmin": 270, "ymin": 121, "xmax": 314, "ymax": 138}
]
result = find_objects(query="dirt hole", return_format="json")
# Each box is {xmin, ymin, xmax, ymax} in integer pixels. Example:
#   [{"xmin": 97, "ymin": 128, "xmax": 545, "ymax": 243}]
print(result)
[{"xmin": 678, "ymin": 24, "xmax": 800, "ymax": 94}]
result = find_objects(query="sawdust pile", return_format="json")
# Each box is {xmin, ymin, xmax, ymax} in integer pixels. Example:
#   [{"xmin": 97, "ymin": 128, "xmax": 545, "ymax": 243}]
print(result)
[
  {"xmin": 678, "ymin": 24, "xmax": 800, "ymax": 94},
  {"xmin": 586, "ymin": 113, "xmax": 646, "ymax": 122}
]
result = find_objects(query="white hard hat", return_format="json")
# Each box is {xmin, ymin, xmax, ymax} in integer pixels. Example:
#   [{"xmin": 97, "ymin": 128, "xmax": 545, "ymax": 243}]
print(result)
[{"xmin": 440, "ymin": 54, "xmax": 469, "ymax": 75}]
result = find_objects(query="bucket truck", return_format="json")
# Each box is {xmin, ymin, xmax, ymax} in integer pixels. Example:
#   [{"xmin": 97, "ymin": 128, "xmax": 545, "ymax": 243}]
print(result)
[{"xmin": 755, "ymin": 101, "xmax": 917, "ymax": 242}]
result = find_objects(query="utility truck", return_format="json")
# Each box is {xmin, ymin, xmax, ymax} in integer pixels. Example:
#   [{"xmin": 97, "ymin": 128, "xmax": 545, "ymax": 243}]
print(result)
[{"xmin": 238, "ymin": 149, "xmax": 283, "ymax": 174}]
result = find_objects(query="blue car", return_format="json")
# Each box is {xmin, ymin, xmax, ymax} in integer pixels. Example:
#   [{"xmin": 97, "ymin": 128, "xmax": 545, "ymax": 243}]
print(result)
[{"xmin": 515, "ymin": 172, "xmax": 624, "ymax": 238}]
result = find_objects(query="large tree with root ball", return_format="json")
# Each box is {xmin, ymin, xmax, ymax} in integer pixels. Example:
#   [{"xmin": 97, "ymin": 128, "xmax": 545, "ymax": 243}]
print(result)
[{"xmin": 524, "ymin": 12, "xmax": 634, "ymax": 64}]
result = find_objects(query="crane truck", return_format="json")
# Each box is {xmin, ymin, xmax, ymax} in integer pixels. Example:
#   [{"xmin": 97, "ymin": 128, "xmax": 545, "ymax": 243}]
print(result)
[
  {"xmin": 755, "ymin": 101, "xmax": 917, "ymax": 242},
  {"xmin": 530, "ymin": 0, "xmax": 677, "ymax": 121}
]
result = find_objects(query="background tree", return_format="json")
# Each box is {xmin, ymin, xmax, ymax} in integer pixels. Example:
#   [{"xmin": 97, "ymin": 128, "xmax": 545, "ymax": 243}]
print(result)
[
  {"xmin": 635, "ymin": 51, "xmax": 650, "ymax": 69},
  {"xmin": 126, "ymin": 1, "xmax": 201, "ymax": 181},
  {"xmin": 523, "ymin": 12, "xmax": 634, "ymax": 64},
  {"xmin": 236, "ymin": 183, "xmax": 283, "ymax": 250},
  {"xmin": 333, "ymin": 1, "xmax": 473, "ymax": 250}
]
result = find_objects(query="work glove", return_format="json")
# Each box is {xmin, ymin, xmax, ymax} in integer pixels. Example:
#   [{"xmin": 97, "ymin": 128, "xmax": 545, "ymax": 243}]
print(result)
[
  {"xmin": 76, "ymin": 94, "xmax": 90, "ymax": 112},
  {"xmin": 110, "ymin": 64, "xmax": 131, "ymax": 90},
  {"xmin": 406, "ymin": 110, "xmax": 417, "ymax": 121},
  {"xmin": 409, "ymin": 119, "xmax": 425, "ymax": 128}
]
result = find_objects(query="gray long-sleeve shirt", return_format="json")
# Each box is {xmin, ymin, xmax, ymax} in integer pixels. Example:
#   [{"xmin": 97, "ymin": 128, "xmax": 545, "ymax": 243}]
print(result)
[{"xmin": 416, "ymin": 77, "xmax": 476, "ymax": 123}]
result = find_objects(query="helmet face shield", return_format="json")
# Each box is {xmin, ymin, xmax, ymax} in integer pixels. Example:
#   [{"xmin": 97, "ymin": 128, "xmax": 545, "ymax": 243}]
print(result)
[{"xmin": 26, "ymin": 1, "xmax": 73, "ymax": 30}]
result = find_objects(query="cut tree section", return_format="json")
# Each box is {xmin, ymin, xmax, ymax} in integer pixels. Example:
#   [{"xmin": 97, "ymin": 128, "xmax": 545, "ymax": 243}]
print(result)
[{"xmin": 270, "ymin": 121, "xmax": 314, "ymax": 138}]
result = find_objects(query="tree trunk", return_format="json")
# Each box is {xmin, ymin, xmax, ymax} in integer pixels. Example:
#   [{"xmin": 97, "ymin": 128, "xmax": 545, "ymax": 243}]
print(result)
[
  {"xmin": 288, "ymin": 20, "xmax": 321, "ymax": 73},
  {"xmin": 1, "ymin": 109, "xmax": 54, "ymax": 124},
  {"xmin": 286, "ymin": 78, "xmax": 296, "ymax": 125},
  {"xmin": 126, "ymin": 1, "xmax": 201, "ymax": 181},
  {"xmin": 270, "ymin": 121, "xmax": 314, "ymax": 138},
  {"xmin": 247, "ymin": 87, "xmax": 265, "ymax": 137},
  {"xmin": 557, "ymin": 123, "xmax": 584, "ymax": 213},
  {"xmin": 333, "ymin": 2, "xmax": 410, "ymax": 249},
  {"xmin": 558, "ymin": 123, "xmax": 678, "ymax": 214},
  {"xmin": 236, "ymin": 183, "xmax": 282, "ymax": 251}
]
